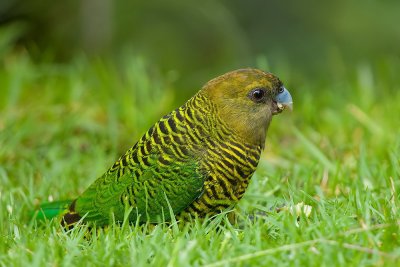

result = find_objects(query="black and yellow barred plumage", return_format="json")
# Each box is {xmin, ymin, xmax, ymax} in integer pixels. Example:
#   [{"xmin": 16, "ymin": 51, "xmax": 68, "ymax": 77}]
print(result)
[{"xmin": 37, "ymin": 69, "xmax": 293, "ymax": 226}]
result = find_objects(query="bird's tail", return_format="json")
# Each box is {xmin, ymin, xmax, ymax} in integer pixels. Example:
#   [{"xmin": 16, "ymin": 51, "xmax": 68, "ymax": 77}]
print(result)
[{"xmin": 32, "ymin": 200, "xmax": 72, "ymax": 221}]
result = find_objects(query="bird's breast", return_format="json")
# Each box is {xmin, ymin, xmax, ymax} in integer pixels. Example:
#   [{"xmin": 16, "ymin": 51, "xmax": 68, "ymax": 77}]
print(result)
[{"xmin": 184, "ymin": 138, "xmax": 261, "ymax": 217}]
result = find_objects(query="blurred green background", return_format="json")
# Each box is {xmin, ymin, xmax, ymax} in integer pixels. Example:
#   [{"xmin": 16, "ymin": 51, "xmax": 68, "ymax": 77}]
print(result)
[{"xmin": 1, "ymin": 0, "xmax": 399, "ymax": 98}]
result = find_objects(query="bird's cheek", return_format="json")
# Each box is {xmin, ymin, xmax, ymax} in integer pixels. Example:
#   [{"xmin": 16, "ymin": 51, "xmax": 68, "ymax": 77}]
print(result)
[{"xmin": 259, "ymin": 106, "xmax": 272, "ymax": 126}]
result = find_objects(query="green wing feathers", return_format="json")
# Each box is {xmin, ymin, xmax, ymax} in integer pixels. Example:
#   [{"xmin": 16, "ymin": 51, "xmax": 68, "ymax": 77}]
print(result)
[
  {"xmin": 74, "ymin": 158, "xmax": 204, "ymax": 224},
  {"xmin": 71, "ymin": 110, "xmax": 207, "ymax": 225}
]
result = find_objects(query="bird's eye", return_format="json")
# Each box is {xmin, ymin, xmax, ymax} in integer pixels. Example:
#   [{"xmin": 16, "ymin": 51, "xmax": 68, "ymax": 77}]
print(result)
[
  {"xmin": 249, "ymin": 88, "xmax": 266, "ymax": 102},
  {"xmin": 278, "ymin": 87, "xmax": 284, "ymax": 94}
]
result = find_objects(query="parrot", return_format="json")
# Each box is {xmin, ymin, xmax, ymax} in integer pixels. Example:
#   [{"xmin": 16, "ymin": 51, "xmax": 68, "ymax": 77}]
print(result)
[{"xmin": 34, "ymin": 68, "xmax": 293, "ymax": 226}]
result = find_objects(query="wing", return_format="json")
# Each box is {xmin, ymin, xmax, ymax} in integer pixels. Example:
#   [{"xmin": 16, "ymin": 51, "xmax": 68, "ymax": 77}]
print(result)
[{"xmin": 75, "ymin": 107, "xmax": 206, "ymax": 224}]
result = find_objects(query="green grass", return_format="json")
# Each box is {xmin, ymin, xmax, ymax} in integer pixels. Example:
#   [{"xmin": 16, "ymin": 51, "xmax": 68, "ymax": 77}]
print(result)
[{"xmin": 1, "ymin": 51, "xmax": 400, "ymax": 266}]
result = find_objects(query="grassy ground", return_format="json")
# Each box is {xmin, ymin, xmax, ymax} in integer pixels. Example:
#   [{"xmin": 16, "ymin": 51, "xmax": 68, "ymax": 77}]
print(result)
[{"xmin": 1, "ymin": 51, "xmax": 399, "ymax": 266}]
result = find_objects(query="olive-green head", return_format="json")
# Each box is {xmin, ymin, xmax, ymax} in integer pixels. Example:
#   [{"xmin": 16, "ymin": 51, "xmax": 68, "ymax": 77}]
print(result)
[{"xmin": 201, "ymin": 68, "xmax": 292, "ymax": 147}]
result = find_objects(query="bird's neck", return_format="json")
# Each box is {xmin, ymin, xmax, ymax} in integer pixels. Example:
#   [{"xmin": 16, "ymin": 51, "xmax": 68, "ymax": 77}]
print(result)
[{"xmin": 188, "ymin": 93, "xmax": 265, "ymax": 150}]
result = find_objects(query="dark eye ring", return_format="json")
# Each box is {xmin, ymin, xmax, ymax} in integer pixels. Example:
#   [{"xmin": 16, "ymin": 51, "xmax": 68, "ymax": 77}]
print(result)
[{"xmin": 249, "ymin": 88, "xmax": 266, "ymax": 102}]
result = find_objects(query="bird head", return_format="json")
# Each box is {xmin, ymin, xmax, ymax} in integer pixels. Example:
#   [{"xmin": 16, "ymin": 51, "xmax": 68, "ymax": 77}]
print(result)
[{"xmin": 201, "ymin": 68, "xmax": 292, "ymax": 147}]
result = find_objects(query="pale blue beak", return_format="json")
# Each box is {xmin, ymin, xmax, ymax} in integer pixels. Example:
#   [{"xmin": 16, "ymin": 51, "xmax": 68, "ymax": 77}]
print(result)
[{"xmin": 275, "ymin": 87, "xmax": 293, "ymax": 111}]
